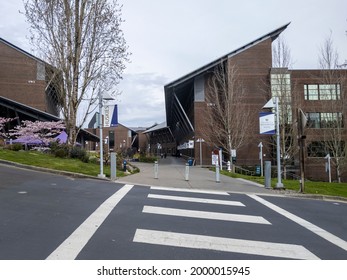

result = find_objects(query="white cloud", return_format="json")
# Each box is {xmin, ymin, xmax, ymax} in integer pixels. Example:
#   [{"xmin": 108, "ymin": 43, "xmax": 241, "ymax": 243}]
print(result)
[
  {"xmin": 2, "ymin": 0, "xmax": 347, "ymax": 128},
  {"xmin": 117, "ymin": 72, "xmax": 169, "ymax": 127}
]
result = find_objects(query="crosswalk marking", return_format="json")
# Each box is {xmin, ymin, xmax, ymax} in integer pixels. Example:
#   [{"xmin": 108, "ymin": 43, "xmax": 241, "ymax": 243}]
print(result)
[
  {"xmin": 151, "ymin": 186, "xmax": 229, "ymax": 195},
  {"xmin": 133, "ymin": 229, "xmax": 320, "ymax": 260},
  {"xmin": 46, "ymin": 184, "xmax": 134, "ymax": 260},
  {"xmin": 248, "ymin": 194, "xmax": 347, "ymax": 252},
  {"xmin": 148, "ymin": 193, "xmax": 245, "ymax": 206},
  {"xmin": 142, "ymin": 205, "xmax": 271, "ymax": 224}
]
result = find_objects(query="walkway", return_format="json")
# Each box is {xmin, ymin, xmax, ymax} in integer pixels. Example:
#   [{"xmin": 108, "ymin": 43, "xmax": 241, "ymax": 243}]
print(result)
[{"xmin": 118, "ymin": 156, "xmax": 272, "ymax": 194}]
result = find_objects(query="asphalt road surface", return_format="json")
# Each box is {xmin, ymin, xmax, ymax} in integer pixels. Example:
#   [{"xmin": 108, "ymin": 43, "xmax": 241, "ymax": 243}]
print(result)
[{"xmin": 1, "ymin": 164, "xmax": 347, "ymax": 260}]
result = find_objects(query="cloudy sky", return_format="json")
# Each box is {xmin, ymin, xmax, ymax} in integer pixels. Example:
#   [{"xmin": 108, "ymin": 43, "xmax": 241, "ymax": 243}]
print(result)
[{"xmin": 1, "ymin": 0, "xmax": 347, "ymax": 128}]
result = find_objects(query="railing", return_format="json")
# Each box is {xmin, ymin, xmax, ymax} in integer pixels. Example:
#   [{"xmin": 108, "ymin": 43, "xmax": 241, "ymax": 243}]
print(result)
[{"xmin": 234, "ymin": 166, "xmax": 256, "ymax": 176}]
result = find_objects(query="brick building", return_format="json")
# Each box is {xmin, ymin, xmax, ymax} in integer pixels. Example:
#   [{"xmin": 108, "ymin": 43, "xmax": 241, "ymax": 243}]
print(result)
[
  {"xmin": 164, "ymin": 23, "xmax": 347, "ymax": 182},
  {"xmin": 0, "ymin": 37, "xmax": 60, "ymax": 116},
  {"xmin": 0, "ymin": 37, "xmax": 98, "ymax": 144}
]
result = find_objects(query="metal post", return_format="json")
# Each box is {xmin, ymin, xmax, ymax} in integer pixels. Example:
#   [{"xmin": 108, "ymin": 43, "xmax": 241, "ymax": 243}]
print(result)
[
  {"xmin": 326, "ymin": 154, "xmax": 331, "ymax": 183},
  {"xmin": 258, "ymin": 142, "xmax": 263, "ymax": 177},
  {"xmin": 98, "ymin": 92, "xmax": 105, "ymax": 178},
  {"xmin": 199, "ymin": 140, "xmax": 202, "ymax": 166},
  {"xmin": 215, "ymin": 162, "xmax": 220, "ymax": 183},
  {"xmin": 154, "ymin": 161, "xmax": 158, "ymax": 179},
  {"xmin": 110, "ymin": 152, "xmax": 117, "ymax": 181},
  {"xmin": 197, "ymin": 138, "xmax": 205, "ymax": 166},
  {"xmin": 275, "ymin": 97, "xmax": 284, "ymax": 189},
  {"xmin": 185, "ymin": 163, "xmax": 189, "ymax": 181},
  {"xmin": 264, "ymin": 161, "xmax": 271, "ymax": 189}
]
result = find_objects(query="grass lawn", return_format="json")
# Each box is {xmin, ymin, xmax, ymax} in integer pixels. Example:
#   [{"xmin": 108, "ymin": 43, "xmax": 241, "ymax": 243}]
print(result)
[
  {"xmin": 221, "ymin": 170, "xmax": 347, "ymax": 199},
  {"xmin": 0, "ymin": 148, "xmax": 125, "ymax": 178}
]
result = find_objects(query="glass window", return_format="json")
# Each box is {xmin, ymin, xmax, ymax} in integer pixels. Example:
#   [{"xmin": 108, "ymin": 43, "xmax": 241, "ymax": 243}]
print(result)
[
  {"xmin": 307, "ymin": 141, "xmax": 328, "ymax": 157},
  {"xmin": 271, "ymin": 73, "xmax": 292, "ymax": 123},
  {"xmin": 307, "ymin": 112, "xmax": 320, "ymax": 128},
  {"xmin": 304, "ymin": 84, "xmax": 340, "ymax": 100},
  {"xmin": 308, "ymin": 85, "xmax": 318, "ymax": 100},
  {"xmin": 307, "ymin": 112, "xmax": 343, "ymax": 128}
]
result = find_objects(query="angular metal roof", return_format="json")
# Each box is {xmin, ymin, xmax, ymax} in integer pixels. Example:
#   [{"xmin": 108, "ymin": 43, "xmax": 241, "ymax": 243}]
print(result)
[
  {"xmin": 165, "ymin": 22, "xmax": 290, "ymax": 89},
  {"xmin": 163, "ymin": 23, "xmax": 290, "ymax": 144}
]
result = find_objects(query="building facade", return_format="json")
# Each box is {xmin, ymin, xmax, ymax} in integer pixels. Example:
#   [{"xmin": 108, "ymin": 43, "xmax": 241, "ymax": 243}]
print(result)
[
  {"xmin": 0, "ymin": 37, "xmax": 98, "ymax": 144},
  {"xmin": 164, "ymin": 23, "xmax": 347, "ymax": 182}
]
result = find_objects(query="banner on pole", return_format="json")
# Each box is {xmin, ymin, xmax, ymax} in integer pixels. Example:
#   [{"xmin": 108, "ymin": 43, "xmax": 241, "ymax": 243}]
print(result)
[
  {"xmin": 259, "ymin": 112, "xmax": 275, "ymax": 135},
  {"xmin": 104, "ymin": 105, "xmax": 118, "ymax": 127}
]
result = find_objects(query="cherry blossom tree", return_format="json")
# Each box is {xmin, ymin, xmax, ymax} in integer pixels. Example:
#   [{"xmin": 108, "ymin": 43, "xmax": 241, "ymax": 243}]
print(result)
[
  {"xmin": 0, "ymin": 117, "xmax": 16, "ymax": 140},
  {"xmin": 10, "ymin": 120, "xmax": 65, "ymax": 145}
]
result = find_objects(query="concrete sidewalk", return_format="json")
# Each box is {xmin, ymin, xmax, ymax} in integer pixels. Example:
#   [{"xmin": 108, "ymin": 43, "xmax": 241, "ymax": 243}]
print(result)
[{"xmin": 118, "ymin": 156, "xmax": 272, "ymax": 194}]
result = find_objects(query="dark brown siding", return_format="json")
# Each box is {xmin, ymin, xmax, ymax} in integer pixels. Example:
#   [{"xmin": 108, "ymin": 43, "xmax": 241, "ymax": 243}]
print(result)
[{"xmin": 0, "ymin": 41, "xmax": 48, "ymax": 112}]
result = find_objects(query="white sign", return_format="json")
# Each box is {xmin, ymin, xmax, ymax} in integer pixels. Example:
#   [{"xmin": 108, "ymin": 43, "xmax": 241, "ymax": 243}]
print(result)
[
  {"xmin": 231, "ymin": 149, "xmax": 236, "ymax": 157},
  {"xmin": 212, "ymin": 154, "xmax": 219, "ymax": 165},
  {"xmin": 104, "ymin": 105, "xmax": 118, "ymax": 127},
  {"xmin": 259, "ymin": 112, "xmax": 275, "ymax": 134}
]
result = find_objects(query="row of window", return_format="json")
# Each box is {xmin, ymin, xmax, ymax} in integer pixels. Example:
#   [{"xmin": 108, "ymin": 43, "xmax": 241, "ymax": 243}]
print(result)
[
  {"xmin": 307, "ymin": 112, "xmax": 343, "ymax": 128},
  {"xmin": 304, "ymin": 84, "xmax": 341, "ymax": 100},
  {"xmin": 307, "ymin": 141, "xmax": 344, "ymax": 157},
  {"xmin": 271, "ymin": 72, "xmax": 341, "ymax": 101}
]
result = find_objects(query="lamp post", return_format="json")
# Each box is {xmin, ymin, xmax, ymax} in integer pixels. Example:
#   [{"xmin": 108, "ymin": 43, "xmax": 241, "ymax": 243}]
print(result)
[
  {"xmin": 262, "ymin": 97, "xmax": 283, "ymax": 189},
  {"xmin": 274, "ymin": 97, "xmax": 284, "ymax": 189},
  {"xmin": 98, "ymin": 92, "xmax": 115, "ymax": 178},
  {"xmin": 196, "ymin": 138, "xmax": 205, "ymax": 166}
]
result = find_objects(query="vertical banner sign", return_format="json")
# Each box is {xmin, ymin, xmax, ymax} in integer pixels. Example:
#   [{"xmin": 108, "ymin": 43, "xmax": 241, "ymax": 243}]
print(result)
[
  {"xmin": 259, "ymin": 112, "xmax": 275, "ymax": 135},
  {"xmin": 104, "ymin": 105, "xmax": 118, "ymax": 127}
]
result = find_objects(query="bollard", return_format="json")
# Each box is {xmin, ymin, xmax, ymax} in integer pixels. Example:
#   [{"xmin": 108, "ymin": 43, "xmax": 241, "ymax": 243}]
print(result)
[
  {"xmin": 227, "ymin": 161, "xmax": 231, "ymax": 172},
  {"xmin": 110, "ymin": 152, "xmax": 117, "ymax": 181},
  {"xmin": 215, "ymin": 163, "xmax": 220, "ymax": 183},
  {"xmin": 154, "ymin": 161, "xmax": 158, "ymax": 179},
  {"xmin": 185, "ymin": 163, "xmax": 189, "ymax": 181},
  {"xmin": 264, "ymin": 161, "xmax": 271, "ymax": 189}
]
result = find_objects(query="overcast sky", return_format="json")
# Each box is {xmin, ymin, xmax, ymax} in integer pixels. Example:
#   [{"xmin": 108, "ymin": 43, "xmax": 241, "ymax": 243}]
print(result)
[{"xmin": 1, "ymin": 0, "xmax": 347, "ymax": 128}]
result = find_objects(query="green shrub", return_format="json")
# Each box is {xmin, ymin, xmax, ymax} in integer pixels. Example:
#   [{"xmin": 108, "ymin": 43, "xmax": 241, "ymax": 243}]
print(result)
[
  {"xmin": 8, "ymin": 143, "xmax": 23, "ymax": 151},
  {"xmin": 139, "ymin": 155, "xmax": 157, "ymax": 163},
  {"xmin": 50, "ymin": 141, "xmax": 69, "ymax": 158},
  {"xmin": 54, "ymin": 148, "xmax": 69, "ymax": 158}
]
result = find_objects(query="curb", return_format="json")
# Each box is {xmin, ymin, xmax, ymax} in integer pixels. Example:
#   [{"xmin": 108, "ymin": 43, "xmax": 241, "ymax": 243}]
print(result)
[
  {"xmin": 1, "ymin": 158, "xmax": 347, "ymax": 203},
  {"xmin": 0, "ymin": 159, "xmax": 110, "ymax": 181}
]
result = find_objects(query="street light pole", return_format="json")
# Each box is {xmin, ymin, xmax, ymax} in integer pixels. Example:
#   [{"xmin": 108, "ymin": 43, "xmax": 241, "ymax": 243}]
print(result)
[
  {"xmin": 98, "ymin": 92, "xmax": 105, "ymax": 178},
  {"xmin": 275, "ymin": 97, "xmax": 284, "ymax": 189},
  {"xmin": 196, "ymin": 138, "xmax": 205, "ymax": 166}
]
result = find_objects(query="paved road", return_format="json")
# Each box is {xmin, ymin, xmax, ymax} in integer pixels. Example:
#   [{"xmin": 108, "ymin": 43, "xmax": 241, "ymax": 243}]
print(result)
[{"xmin": 1, "ymin": 162, "xmax": 347, "ymax": 260}]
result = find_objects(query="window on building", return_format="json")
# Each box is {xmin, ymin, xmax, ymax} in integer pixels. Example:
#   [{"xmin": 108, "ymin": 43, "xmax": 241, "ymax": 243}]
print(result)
[
  {"xmin": 307, "ymin": 141, "xmax": 330, "ymax": 157},
  {"xmin": 307, "ymin": 141, "xmax": 344, "ymax": 157},
  {"xmin": 271, "ymin": 72, "xmax": 292, "ymax": 123},
  {"xmin": 304, "ymin": 84, "xmax": 340, "ymax": 100},
  {"xmin": 307, "ymin": 112, "xmax": 343, "ymax": 128}
]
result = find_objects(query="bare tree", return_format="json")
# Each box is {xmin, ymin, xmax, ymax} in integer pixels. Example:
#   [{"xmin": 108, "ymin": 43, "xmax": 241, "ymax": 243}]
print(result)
[
  {"xmin": 270, "ymin": 36, "xmax": 298, "ymax": 179},
  {"xmin": 316, "ymin": 32, "xmax": 346, "ymax": 182},
  {"xmin": 23, "ymin": 0, "xmax": 130, "ymax": 145},
  {"xmin": 201, "ymin": 61, "xmax": 252, "ymax": 170}
]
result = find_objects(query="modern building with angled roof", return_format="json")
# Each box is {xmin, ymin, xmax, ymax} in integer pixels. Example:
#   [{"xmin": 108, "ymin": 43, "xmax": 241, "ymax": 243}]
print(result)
[
  {"xmin": 164, "ymin": 23, "xmax": 347, "ymax": 182},
  {"xmin": 0, "ymin": 37, "xmax": 98, "ymax": 144}
]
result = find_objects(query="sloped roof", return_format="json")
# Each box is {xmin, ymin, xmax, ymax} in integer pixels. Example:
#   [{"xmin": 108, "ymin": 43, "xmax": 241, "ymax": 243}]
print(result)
[
  {"xmin": 0, "ymin": 96, "xmax": 98, "ymax": 141},
  {"xmin": 0, "ymin": 37, "xmax": 50, "ymax": 66},
  {"xmin": 165, "ymin": 22, "xmax": 290, "ymax": 88},
  {"xmin": 143, "ymin": 122, "xmax": 168, "ymax": 134}
]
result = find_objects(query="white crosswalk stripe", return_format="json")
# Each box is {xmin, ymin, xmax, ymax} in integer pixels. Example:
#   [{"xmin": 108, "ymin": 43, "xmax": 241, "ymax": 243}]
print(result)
[
  {"xmin": 133, "ymin": 229, "xmax": 320, "ymax": 260},
  {"xmin": 150, "ymin": 186, "xmax": 229, "ymax": 195},
  {"xmin": 133, "ymin": 187, "xmax": 320, "ymax": 259},
  {"xmin": 143, "ymin": 205, "xmax": 271, "ymax": 224},
  {"xmin": 148, "ymin": 193, "xmax": 245, "ymax": 206}
]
